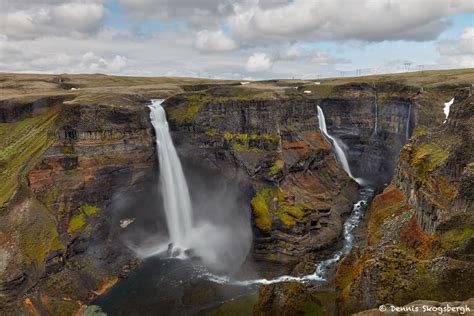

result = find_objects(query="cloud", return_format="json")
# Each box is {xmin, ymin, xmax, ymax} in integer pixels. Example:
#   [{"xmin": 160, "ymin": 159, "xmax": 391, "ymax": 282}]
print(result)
[
  {"xmin": 229, "ymin": 0, "xmax": 474, "ymax": 43},
  {"xmin": 245, "ymin": 52, "xmax": 272, "ymax": 72},
  {"xmin": 0, "ymin": 34, "xmax": 129, "ymax": 74},
  {"xmin": 278, "ymin": 45, "xmax": 350, "ymax": 65},
  {"xmin": 0, "ymin": 1, "xmax": 105, "ymax": 40},
  {"xmin": 195, "ymin": 30, "xmax": 237, "ymax": 52},
  {"xmin": 116, "ymin": 0, "xmax": 239, "ymax": 26},
  {"xmin": 437, "ymin": 27, "xmax": 474, "ymax": 68}
]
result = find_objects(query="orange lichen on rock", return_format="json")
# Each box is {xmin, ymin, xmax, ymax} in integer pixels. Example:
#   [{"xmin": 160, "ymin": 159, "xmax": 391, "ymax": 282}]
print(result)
[
  {"xmin": 24, "ymin": 297, "xmax": 41, "ymax": 316},
  {"xmin": 92, "ymin": 276, "xmax": 118, "ymax": 296},
  {"xmin": 367, "ymin": 184, "xmax": 409, "ymax": 245},
  {"xmin": 400, "ymin": 215, "xmax": 430, "ymax": 249},
  {"xmin": 302, "ymin": 131, "xmax": 331, "ymax": 150},
  {"xmin": 370, "ymin": 184, "xmax": 405, "ymax": 211}
]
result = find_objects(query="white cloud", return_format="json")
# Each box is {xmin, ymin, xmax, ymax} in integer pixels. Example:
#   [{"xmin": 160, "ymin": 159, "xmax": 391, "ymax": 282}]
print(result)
[
  {"xmin": 195, "ymin": 30, "xmax": 237, "ymax": 52},
  {"xmin": 116, "ymin": 0, "xmax": 239, "ymax": 26},
  {"xmin": 229, "ymin": 0, "xmax": 474, "ymax": 43},
  {"xmin": 245, "ymin": 52, "xmax": 272, "ymax": 72},
  {"xmin": 278, "ymin": 45, "xmax": 350, "ymax": 65},
  {"xmin": 0, "ymin": 1, "xmax": 105, "ymax": 40},
  {"xmin": 437, "ymin": 27, "xmax": 474, "ymax": 68}
]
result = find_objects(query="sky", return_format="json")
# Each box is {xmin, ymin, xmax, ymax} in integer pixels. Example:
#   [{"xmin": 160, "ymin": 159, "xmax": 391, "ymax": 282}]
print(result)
[{"xmin": 0, "ymin": 0, "xmax": 473, "ymax": 79}]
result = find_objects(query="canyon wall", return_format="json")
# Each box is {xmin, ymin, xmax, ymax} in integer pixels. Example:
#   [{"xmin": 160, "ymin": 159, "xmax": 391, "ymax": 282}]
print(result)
[
  {"xmin": 0, "ymin": 94, "xmax": 158, "ymax": 314},
  {"xmin": 336, "ymin": 90, "xmax": 473, "ymax": 315},
  {"xmin": 0, "ymin": 76, "xmax": 465, "ymax": 314},
  {"xmin": 163, "ymin": 83, "xmax": 419, "ymax": 276}
]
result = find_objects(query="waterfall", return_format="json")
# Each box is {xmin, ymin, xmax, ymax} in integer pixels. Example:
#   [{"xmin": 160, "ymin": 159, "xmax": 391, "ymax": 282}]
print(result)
[
  {"xmin": 149, "ymin": 99, "xmax": 193, "ymax": 248},
  {"xmin": 317, "ymin": 106, "xmax": 364, "ymax": 185},
  {"xmin": 406, "ymin": 103, "xmax": 412, "ymax": 140},
  {"xmin": 373, "ymin": 93, "xmax": 378, "ymax": 135}
]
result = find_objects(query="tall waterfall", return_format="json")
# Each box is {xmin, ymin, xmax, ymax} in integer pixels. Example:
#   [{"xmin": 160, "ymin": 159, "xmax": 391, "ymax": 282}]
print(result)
[
  {"xmin": 317, "ymin": 106, "xmax": 364, "ymax": 185},
  {"xmin": 373, "ymin": 94, "xmax": 378, "ymax": 135},
  {"xmin": 149, "ymin": 99, "xmax": 193, "ymax": 248},
  {"xmin": 406, "ymin": 103, "xmax": 412, "ymax": 140}
]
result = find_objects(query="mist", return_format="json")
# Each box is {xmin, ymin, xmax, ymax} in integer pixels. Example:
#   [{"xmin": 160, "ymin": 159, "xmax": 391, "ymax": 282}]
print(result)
[{"xmin": 112, "ymin": 154, "xmax": 254, "ymax": 276}]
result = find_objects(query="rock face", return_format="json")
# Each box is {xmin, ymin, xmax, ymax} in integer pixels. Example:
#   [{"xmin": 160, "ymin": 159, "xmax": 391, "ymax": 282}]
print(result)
[
  {"xmin": 0, "ymin": 74, "xmax": 468, "ymax": 314},
  {"xmin": 321, "ymin": 83, "xmax": 418, "ymax": 187},
  {"xmin": 165, "ymin": 93, "xmax": 360, "ymax": 276},
  {"xmin": 253, "ymin": 281, "xmax": 322, "ymax": 315},
  {"xmin": 0, "ymin": 95, "xmax": 157, "ymax": 314},
  {"xmin": 158, "ymin": 83, "xmax": 431, "ymax": 277},
  {"xmin": 336, "ymin": 91, "xmax": 473, "ymax": 315}
]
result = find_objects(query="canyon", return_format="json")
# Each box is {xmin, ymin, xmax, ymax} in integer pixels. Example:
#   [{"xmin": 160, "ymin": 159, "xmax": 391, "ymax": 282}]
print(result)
[{"xmin": 0, "ymin": 70, "xmax": 472, "ymax": 315}]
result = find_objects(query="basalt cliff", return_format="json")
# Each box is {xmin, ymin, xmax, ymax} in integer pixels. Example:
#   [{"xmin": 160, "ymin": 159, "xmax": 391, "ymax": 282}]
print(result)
[
  {"xmin": 335, "ymin": 90, "xmax": 473, "ymax": 315},
  {"xmin": 0, "ymin": 70, "xmax": 472, "ymax": 315}
]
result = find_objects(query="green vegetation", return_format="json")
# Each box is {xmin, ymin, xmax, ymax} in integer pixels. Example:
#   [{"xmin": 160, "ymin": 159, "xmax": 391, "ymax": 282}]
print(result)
[
  {"xmin": 303, "ymin": 301, "xmax": 322, "ymax": 315},
  {"xmin": 223, "ymin": 133, "xmax": 280, "ymax": 152},
  {"xmin": 37, "ymin": 185, "xmax": 59, "ymax": 212},
  {"xmin": 0, "ymin": 110, "xmax": 59, "ymax": 207},
  {"xmin": 205, "ymin": 128, "xmax": 217, "ymax": 137},
  {"xmin": 250, "ymin": 188, "xmax": 273, "ymax": 232},
  {"xmin": 269, "ymin": 159, "xmax": 284, "ymax": 176},
  {"xmin": 67, "ymin": 202, "xmax": 100, "ymax": 235},
  {"xmin": 251, "ymin": 187, "xmax": 307, "ymax": 231},
  {"xmin": 20, "ymin": 202, "xmax": 64, "ymax": 265},
  {"xmin": 167, "ymin": 93, "xmax": 209, "ymax": 124},
  {"xmin": 275, "ymin": 188, "xmax": 305, "ymax": 226},
  {"xmin": 439, "ymin": 226, "xmax": 473, "ymax": 250},
  {"xmin": 408, "ymin": 143, "xmax": 449, "ymax": 180}
]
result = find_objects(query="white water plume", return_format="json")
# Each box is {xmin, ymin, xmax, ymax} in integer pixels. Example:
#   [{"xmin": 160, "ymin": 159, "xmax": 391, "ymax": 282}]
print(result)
[
  {"xmin": 147, "ymin": 99, "xmax": 252, "ymax": 273},
  {"xmin": 406, "ymin": 103, "xmax": 412, "ymax": 140},
  {"xmin": 317, "ymin": 106, "xmax": 365, "ymax": 185},
  {"xmin": 149, "ymin": 99, "xmax": 193, "ymax": 248},
  {"xmin": 374, "ymin": 94, "xmax": 378, "ymax": 135}
]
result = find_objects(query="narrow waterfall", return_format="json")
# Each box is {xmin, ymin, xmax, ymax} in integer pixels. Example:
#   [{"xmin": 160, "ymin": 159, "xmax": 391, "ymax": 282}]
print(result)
[
  {"xmin": 406, "ymin": 103, "xmax": 412, "ymax": 140},
  {"xmin": 373, "ymin": 93, "xmax": 378, "ymax": 135},
  {"xmin": 149, "ymin": 99, "xmax": 193, "ymax": 248},
  {"xmin": 317, "ymin": 106, "xmax": 364, "ymax": 185}
]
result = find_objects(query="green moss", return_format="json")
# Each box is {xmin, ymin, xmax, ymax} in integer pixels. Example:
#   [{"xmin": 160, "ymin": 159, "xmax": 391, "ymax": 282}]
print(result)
[
  {"xmin": 167, "ymin": 93, "xmax": 209, "ymax": 124},
  {"xmin": 20, "ymin": 206, "xmax": 64, "ymax": 265},
  {"xmin": 67, "ymin": 202, "xmax": 100, "ymax": 235},
  {"xmin": 68, "ymin": 213, "xmax": 86, "ymax": 235},
  {"xmin": 205, "ymin": 128, "xmax": 217, "ymax": 137},
  {"xmin": 251, "ymin": 187, "xmax": 306, "ymax": 231},
  {"xmin": 276, "ymin": 188, "xmax": 305, "ymax": 226},
  {"xmin": 223, "ymin": 133, "xmax": 280, "ymax": 152},
  {"xmin": 269, "ymin": 159, "xmax": 284, "ymax": 176},
  {"xmin": 303, "ymin": 301, "xmax": 322, "ymax": 315},
  {"xmin": 409, "ymin": 143, "xmax": 449, "ymax": 180},
  {"xmin": 37, "ymin": 185, "xmax": 59, "ymax": 212},
  {"xmin": 250, "ymin": 188, "xmax": 273, "ymax": 232},
  {"xmin": 439, "ymin": 227, "xmax": 473, "ymax": 249},
  {"xmin": 78, "ymin": 202, "xmax": 99, "ymax": 216},
  {"xmin": 0, "ymin": 110, "xmax": 59, "ymax": 207},
  {"xmin": 265, "ymin": 253, "xmax": 277, "ymax": 261},
  {"xmin": 62, "ymin": 145, "xmax": 76, "ymax": 154}
]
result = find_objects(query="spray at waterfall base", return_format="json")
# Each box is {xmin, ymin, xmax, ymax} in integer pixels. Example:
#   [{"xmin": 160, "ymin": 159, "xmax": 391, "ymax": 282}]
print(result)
[{"xmin": 142, "ymin": 99, "xmax": 374, "ymax": 286}]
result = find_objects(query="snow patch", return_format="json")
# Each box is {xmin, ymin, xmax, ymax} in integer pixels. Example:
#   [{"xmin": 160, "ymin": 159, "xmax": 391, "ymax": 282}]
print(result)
[{"xmin": 443, "ymin": 98, "xmax": 454, "ymax": 124}]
